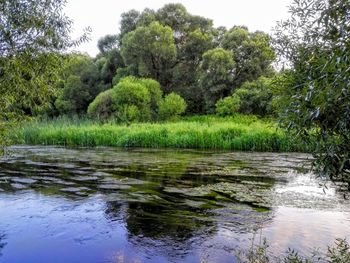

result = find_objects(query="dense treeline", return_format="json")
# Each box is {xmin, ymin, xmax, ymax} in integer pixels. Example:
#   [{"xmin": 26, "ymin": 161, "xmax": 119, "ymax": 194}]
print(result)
[{"xmin": 43, "ymin": 3, "xmax": 277, "ymax": 119}]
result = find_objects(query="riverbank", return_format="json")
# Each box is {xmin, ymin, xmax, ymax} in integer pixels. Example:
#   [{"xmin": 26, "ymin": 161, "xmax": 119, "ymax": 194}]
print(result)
[{"xmin": 11, "ymin": 115, "xmax": 310, "ymax": 152}]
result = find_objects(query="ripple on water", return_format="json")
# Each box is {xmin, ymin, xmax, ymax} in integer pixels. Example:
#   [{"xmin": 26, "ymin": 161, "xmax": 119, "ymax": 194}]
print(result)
[{"xmin": 0, "ymin": 146, "xmax": 349, "ymax": 263}]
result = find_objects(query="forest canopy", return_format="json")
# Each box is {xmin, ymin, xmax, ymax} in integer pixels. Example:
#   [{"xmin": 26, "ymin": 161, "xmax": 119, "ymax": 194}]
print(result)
[{"xmin": 40, "ymin": 3, "xmax": 276, "ymax": 118}]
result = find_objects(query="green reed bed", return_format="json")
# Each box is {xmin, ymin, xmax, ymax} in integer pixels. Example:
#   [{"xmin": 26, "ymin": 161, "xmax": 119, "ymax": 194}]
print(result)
[{"xmin": 12, "ymin": 115, "xmax": 310, "ymax": 152}]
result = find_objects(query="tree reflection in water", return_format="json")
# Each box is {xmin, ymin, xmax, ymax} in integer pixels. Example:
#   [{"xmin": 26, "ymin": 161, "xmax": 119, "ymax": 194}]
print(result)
[
  {"xmin": 2, "ymin": 147, "xmax": 347, "ymax": 262},
  {"xmin": 0, "ymin": 233, "xmax": 6, "ymax": 258}
]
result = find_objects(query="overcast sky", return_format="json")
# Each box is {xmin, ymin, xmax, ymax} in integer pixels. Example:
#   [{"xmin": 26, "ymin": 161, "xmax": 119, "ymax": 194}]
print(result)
[{"xmin": 65, "ymin": 0, "xmax": 293, "ymax": 57}]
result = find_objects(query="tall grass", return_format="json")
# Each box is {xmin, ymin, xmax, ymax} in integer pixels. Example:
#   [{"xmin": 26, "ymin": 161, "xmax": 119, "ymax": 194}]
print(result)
[{"xmin": 11, "ymin": 115, "xmax": 311, "ymax": 152}]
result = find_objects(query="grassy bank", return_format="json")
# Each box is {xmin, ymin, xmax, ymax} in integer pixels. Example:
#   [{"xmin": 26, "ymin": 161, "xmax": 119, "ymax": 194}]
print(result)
[{"xmin": 11, "ymin": 115, "xmax": 310, "ymax": 152}]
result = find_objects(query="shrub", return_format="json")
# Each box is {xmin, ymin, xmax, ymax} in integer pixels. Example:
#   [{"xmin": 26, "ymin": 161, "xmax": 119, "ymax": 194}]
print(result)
[
  {"xmin": 215, "ymin": 95, "xmax": 240, "ymax": 116},
  {"xmin": 233, "ymin": 77, "xmax": 273, "ymax": 116},
  {"xmin": 137, "ymin": 78, "xmax": 163, "ymax": 120},
  {"xmin": 115, "ymin": 105, "xmax": 141, "ymax": 123},
  {"xmin": 88, "ymin": 76, "xmax": 164, "ymax": 123},
  {"xmin": 158, "ymin": 92, "xmax": 187, "ymax": 121},
  {"xmin": 113, "ymin": 77, "xmax": 151, "ymax": 122},
  {"xmin": 87, "ymin": 89, "xmax": 115, "ymax": 120},
  {"xmin": 115, "ymin": 76, "xmax": 163, "ymax": 120}
]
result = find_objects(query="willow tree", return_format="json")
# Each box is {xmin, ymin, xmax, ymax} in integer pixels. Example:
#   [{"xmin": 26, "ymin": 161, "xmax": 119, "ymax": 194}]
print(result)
[
  {"xmin": 0, "ymin": 0, "xmax": 89, "ymax": 147},
  {"xmin": 275, "ymin": 0, "xmax": 350, "ymax": 190},
  {"xmin": 121, "ymin": 21, "xmax": 177, "ymax": 91}
]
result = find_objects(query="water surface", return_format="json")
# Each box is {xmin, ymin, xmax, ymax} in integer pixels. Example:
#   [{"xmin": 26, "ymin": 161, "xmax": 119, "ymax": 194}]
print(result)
[{"xmin": 0, "ymin": 146, "xmax": 349, "ymax": 262}]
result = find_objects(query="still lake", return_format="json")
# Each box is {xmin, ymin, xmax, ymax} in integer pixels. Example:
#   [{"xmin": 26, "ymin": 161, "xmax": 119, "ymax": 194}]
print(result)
[{"xmin": 0, "ymin": 146, "xmax": 349, "ymax": 263}]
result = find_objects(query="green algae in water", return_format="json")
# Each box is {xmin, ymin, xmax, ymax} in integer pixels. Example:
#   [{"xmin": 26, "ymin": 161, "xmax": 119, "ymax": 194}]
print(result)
[{"xmin": 0, "ymin": 146, "xmax": 349, "ymax": 263}]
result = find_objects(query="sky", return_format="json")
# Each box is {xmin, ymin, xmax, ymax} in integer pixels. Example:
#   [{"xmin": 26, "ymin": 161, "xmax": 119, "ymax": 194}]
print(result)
[{"xmin": 65, "ymin": 0, "xmax": 293, "ymax": 57}]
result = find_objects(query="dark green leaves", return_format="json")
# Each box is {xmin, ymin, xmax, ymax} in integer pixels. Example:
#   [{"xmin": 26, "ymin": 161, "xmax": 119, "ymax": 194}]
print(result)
[{"xmin": 275, "ymin": 0, "xmax": 350, "ymax": 189}]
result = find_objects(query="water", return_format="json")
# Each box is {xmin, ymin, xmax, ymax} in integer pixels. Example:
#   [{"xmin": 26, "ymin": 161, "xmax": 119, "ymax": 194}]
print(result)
[{"xmin": 0, "ymin": 146, "xmax": 349, "ymax": 263}]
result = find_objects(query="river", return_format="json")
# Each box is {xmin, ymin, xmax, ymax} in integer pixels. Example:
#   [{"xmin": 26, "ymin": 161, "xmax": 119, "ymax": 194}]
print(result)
[{"xmin": 0, "ymin": 146, "xmax": 349, "ymax": 262}]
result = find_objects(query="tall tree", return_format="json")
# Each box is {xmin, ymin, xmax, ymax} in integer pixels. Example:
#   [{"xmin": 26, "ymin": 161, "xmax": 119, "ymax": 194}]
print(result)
[
  {"xmin": 173, "ymin": 29, "xmax": 213, "ymax": 113},
  {"xmin": 199, "ymin": 48, "xmax": 235, "ymax": 112},
  {"xmin": 118, "ymin": 9, "xmax": 140, "ymax": 44},
  {"xmin": 0, "ymin": 0, "xmax": 89, "ymax": 147},
  {"xmin": 121, "ymin": 21, "xmax": 177, "ymax": 91},
  {"xmin": 222, "ymin": 26, "xmax": 276, "ymax": 88},
  {"xmin": 55, "ymin": 55, "xmax": 100, "ymax": 116},
  {"xmin": 97, "ymin": 35, "xmax": 118, "ymax": 54},
  {"xmin": 274, "ymin": 0, "xmax": 350, "ymax": 190}
]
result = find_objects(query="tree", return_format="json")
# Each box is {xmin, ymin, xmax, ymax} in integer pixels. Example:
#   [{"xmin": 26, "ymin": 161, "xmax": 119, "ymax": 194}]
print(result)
[
  {"xmin": 221, "ymin": 27, "xmax": 276, "ymax": 88},
  {"xmin": 172, "ymin": 29, "xmax": 213, "ymax": 113},
  {"xmin": 116, "ymin": 76, "xmax": 163, "ymax": 120},
  {"xmin": 97, "ymin": 49, "xmax": 125, "ymax": 89},
  {"xmin": 121, "ymin": 21, "xmax": 177, "ymax": 91},
  {"xmin": 158, "ymin": 93, "xmax": 187, "ymax": 121},
  {"xmin": 88, "ymin": 76, "xmax": 165, "ymax": 122},
  {"xmin": 117, "ymin": 4, "xmax": 216, "ymax": 113},
  {"xmin": 54, "ymin": 54, "xmax": 100, "ymax": 116},
  {"xmin": 118, "ymin": 9, "xmax": 140, "ymax": 43},
  {"xmin": 0, "ymin": 0, "xmax": 89, "ymax": 119},
  {"xmin": 113, "ymin": 77, "xmax": 151, "ymax": 122},
  {"xmin": 137, "ymin": 8, "xmax": 157, "ymax": 28},
  {"xmin": 87, "ymin": 89, "xmax": 115, "ymax": 120},
  {"xmin": 215, "ymin": 95, "xmax": 241, "ymax": 117},
  {"xmin": 274, "ymin": 0, "xmax": 350, "ymax": 189},
  {"xmin": 0, "ymin": 0, "xmax": 89, "ymax": 148},
  {"xmin": 199, "ymin": 48, "xmax": 235, "ymax": 112},
  {"xmin": 97, "ymin": 35, "xmax": 118, "ymax": 54},
  {"xmin": 156, "ymin": 3, "xmax": 190, "ymax": 46},
  {"xmin": 137, "ymin": 78, "xmax": 163, "ymax": 119},
  {"xmin": 156, "ymin": 3, "xmax": 213, "ymax": 47},
  {"xmin": 233, "ymin": 76, "xmax": 273, "ymax": 116}
]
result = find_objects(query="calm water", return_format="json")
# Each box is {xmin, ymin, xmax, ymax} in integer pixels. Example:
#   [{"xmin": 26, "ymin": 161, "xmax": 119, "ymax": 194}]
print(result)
[{"xmin": 0, "ymin": 146, "xmax": 349, "ymax": 263}]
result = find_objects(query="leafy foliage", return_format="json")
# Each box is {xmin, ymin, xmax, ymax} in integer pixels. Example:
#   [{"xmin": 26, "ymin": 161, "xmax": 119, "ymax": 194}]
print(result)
[
  {"xmin": 158, "ymin": 93, "xmax": 187, "ymax": 121},
  {"xmin": 234, "ymin": 77, "xmax": 274, "ymax": 116},
  {"xmin": 0, "ymin": 0, "xmax": 89, "ymax": 148},
  {"xmin": 97, "ymin": 34, "xmax": 118, "ymax": 54},
  {"xmin": 54, "ymin": 55, "xmax": 100, "ymax": 116},
  {"xmin": 137, "ymin": 78, "xmax": 163, "ymax": 118},
  {"xmin": 274, "ymin": 0, "xmax": 350, "ymax": 188},
  {"xmin": 113, "ymin": 77, "xmax": 151, "ymax": 122},
  {"xmin": 199, "ymin": 48, "xmax": 235, "ymax": 112},
  {"xmin": 215, "ymin": 95, "xmax": 241, "ymax": 117},
  {"xmin": 222, "ymin": 27, "xmax": 276, "ymax": 88},
  {"xmin": 88, "ymin": 76, "xmax": 182, "ymax": 122},
  {"xmin": 87, "ymin": 89, "xmax": 115, "ymax": 120},
  {"xmin": 97, "ymin": 49, "xmax": 125, "ymax": 89},
  {"xmin": 121, "ymin": 21, "xmax": 177, "ymax": 89},
  {"xmin": 114, "ymin": 3, "xmax": 275, "ymax": 114}
]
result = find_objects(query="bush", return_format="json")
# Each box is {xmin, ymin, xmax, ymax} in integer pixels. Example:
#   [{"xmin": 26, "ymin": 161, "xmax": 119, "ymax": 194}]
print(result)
[
  {"xmin": 87, "ymin": 89, "xmax": 115, "ymax": 120},
  {"xmin": 112, "ymin": 76, "xmax": 163, "ymax": 121},
  {"xmin": 137, "ymin": 78, "xmax": 163, "ymax": 118},
  {"xmin": 158, "ymin": 92, "xmax": 187, "ymax": 121},
  {"xmin": 115, "ymin": 105, "xmax": 141, "ymax": 123},
  {"xmin": 113, "ymin": 77, "xmax": 151, "ymax": 122},
  {"xmin": 215, "ymin": 95, "xmax": 240, "ymax": 116},
  {"xmin": 233, "ymin": 77, "xmax": 273, "ymax": 116},
  {"xmin": 54, "ymin": 55, "xmax": 101, "ymax": 116}
]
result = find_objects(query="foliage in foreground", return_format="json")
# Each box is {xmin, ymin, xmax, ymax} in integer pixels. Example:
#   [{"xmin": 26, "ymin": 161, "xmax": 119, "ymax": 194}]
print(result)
[
  {"xmin": 11, "ymin": 115, "xmax": 310, "ymax": 152},
  {"xmin": 0, "ymin": 0, "xmax": 89, "ymax": 150},
  {"xmin": 236, "ymin": 237, "xmax": 350, "ymax": 263},
  {"xmin": 274, "ymin": 0, "xmax": 350, "ymax": 188}
]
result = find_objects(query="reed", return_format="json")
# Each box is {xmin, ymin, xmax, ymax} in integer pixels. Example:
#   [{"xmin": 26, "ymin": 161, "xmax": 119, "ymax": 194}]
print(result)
[{"xmin": 11, "ymin": 115, "xmax": 311, "ymax": 152}]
